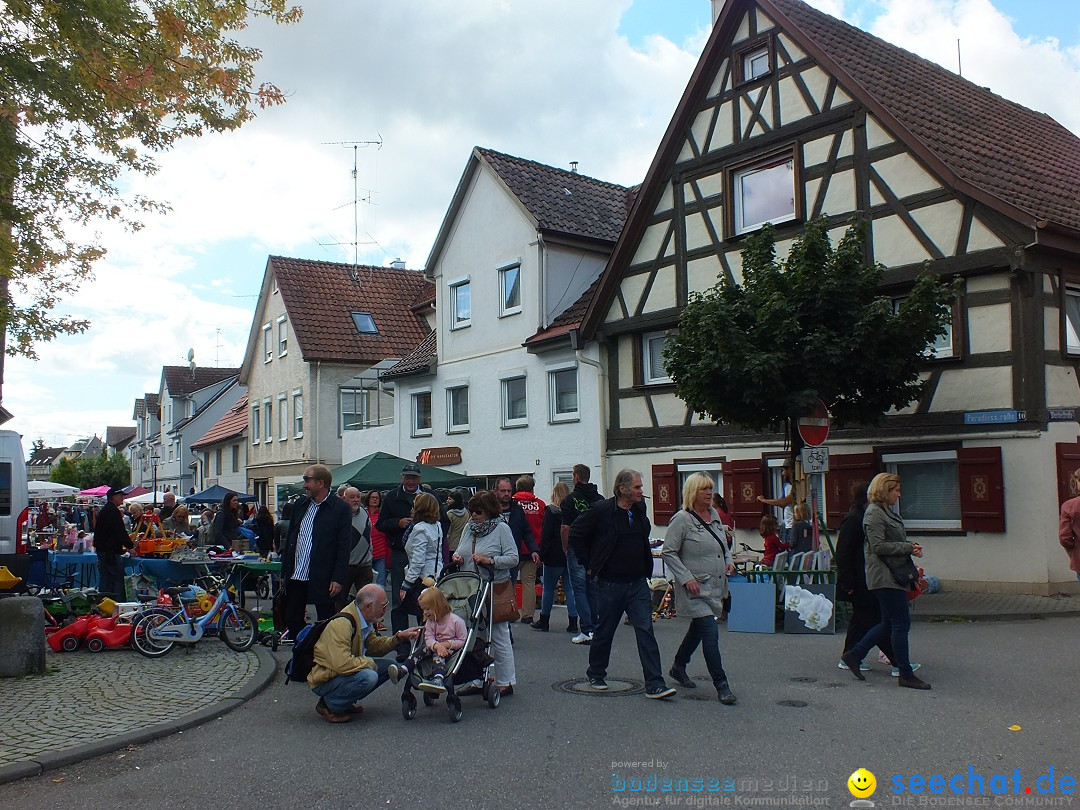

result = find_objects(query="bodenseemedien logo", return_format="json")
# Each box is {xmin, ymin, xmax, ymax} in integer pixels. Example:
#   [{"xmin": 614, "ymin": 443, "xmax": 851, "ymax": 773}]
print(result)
[{"xmin": 848, "ymin": 768, "xmax": 877, "ymax": 808}]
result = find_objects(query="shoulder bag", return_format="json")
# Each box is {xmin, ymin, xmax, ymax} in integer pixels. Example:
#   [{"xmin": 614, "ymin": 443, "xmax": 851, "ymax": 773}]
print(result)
[{"xmin": 882, "ymin": 554, "xmax": 920, "ymax": 590}]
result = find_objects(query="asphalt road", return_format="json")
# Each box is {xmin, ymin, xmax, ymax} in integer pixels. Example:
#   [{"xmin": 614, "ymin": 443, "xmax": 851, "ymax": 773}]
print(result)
[{"xmin": 2, "ymin": 614, "xmax": 1077, "ymax": 809}]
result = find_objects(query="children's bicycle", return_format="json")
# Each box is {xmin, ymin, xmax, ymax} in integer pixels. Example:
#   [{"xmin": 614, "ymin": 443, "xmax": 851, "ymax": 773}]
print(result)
[{"xmin": 129, "ymin": 573, "xmax": 257, "ymax": 657}]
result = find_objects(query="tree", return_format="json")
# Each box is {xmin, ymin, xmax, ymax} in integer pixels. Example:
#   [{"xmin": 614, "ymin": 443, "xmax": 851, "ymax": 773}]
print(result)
[
  {"xmin": 50, "ymin": 456, "xmax": 80, "ymax": 487},
  {"xmin": 50, "ymin": 451, "xmax": 130, "ymax": 489},
  {"xmin": 663, "ymin": 217, "xmax": 957, "ymax": 451},
  {"xmin": 0, "ymin": 0, "xmax": 302, "ymax": 401}
]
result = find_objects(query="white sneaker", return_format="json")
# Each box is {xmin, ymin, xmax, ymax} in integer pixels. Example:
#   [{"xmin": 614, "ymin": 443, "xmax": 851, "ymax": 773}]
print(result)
[
  {"xmin": 388, "ymin": 663, "xmax": 408, "ymax": 684},
  {"xmin": 571, "ymin": 632, "xmax": 593, "ymax": 645}
]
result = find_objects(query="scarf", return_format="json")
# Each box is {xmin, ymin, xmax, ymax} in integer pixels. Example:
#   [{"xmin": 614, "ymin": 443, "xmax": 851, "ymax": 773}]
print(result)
[{"xmin": 470, "ymin": 517, "xmax": 501, "ymax": 537}]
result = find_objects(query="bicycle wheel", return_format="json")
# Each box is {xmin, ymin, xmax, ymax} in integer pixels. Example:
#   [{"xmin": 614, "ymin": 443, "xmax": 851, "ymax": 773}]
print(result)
[
  {"xmin": 130, "ymin": 608, "xmax": 177, "ymax": 658},
  {"xmin": 219, "ymin": 606, "xmax": 257, "ymax": 651}
]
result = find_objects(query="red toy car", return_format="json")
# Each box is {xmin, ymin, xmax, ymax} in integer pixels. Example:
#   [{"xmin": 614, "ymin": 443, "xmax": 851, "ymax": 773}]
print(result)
[
  {"xmin": 46, "ymin": 613, "xmax": 99, "ymax": 652},
  {"xmin": 85, "ymin": 614, "xmax": 135, "ymax": 652}
]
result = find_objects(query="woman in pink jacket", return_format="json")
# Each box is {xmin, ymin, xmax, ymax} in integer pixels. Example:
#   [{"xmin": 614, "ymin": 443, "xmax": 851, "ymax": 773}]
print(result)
[{"xmin": 1058, "ymin": 469, "xmax": 1080, "ymax": 581}]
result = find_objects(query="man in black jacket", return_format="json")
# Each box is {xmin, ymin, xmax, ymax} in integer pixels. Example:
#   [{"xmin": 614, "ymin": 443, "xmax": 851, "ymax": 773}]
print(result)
[
  {"xmin": 570, "ymin": 469, "xmax": 675, "ymax": 700},
  {"xmin": 93, "ymin": 486, "xmax": 134, "ymax": 598},
  {"xmin": 280, "ymin": 464, "xmax": 352, "ymax": 637},
  {"xmin": 376, "ymin": 463, "xmax": 423, "ymax": 633},
  {"xmin": 561, "ymin": 464, "xmax": 604, "ymax": 643}
]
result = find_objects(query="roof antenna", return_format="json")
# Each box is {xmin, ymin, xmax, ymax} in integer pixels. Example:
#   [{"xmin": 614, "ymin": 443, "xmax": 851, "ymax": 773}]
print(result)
[
  {"xmin": 957, "ymin": 38, "xmax": 962, "ymax": 76},
  {"xmin": 321, "ymin": 138, "xmax": 383, "ymax": 270}
]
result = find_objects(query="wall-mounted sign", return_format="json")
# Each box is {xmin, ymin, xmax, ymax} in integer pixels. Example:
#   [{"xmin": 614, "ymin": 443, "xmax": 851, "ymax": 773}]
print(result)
[
  {"xmin": 963, "ymin": 409, "xmax": 1026, "ymax": 425},
  {"xmin": 417, "ymin": 446, "xmax": 462, "ymax": 466},
  {"xmin": 1048, "ymin": 408, "xmax": 1077, "ymax": 423}
]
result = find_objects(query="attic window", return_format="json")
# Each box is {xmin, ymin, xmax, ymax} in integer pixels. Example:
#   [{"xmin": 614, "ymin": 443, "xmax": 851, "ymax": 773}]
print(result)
[
  {"xmin": 736, "ymin": 37, "xmax": 773, "ymax": 84},
  {"xmin": 351, "ymin": 312, "xmax": 379, "ymax": 335}
]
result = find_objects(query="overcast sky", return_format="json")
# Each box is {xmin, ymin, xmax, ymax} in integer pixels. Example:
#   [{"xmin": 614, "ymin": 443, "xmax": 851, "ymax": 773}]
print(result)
[{"xmin": 7, "ymin": 0, "xmax": 1080, "ymax": 450}]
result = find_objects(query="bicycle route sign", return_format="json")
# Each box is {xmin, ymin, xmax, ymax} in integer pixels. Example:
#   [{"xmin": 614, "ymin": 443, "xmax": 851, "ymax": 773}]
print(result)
[{"xmin": 800, "ymin": 446, "xmax": 830, "ymax": 474}]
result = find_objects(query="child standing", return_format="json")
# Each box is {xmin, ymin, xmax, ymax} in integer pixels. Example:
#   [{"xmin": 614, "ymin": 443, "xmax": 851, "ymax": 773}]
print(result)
[
  {"xmin": 388, "ymin": 587, "xmax": 467, "ymax": 693},
  {"xmin": 789, "ymin": 502, "xmax": 814, "ymax": 555},
  {"xmin": 759, "ymin": 514, "xmax": 789, "ymax": 567}
]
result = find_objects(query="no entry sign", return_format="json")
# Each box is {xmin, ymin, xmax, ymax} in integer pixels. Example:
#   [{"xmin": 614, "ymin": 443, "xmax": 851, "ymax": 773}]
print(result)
[{"xmin": 798, "ymin": 400, "xmax": 830, "ymax": 446}]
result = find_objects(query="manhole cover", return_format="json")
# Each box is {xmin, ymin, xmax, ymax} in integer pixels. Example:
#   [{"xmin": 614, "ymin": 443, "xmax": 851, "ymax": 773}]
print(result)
[
  {"xmin": 777, "ymin": 699, "xmax": 809, "ymax": 707},
  {"xmin": 790, "ymin": 677, "xmax": 817, "ymax": 683},
  {"xmin": 554, "ymin": 677, "xmax": 646, "ymax": 696}
]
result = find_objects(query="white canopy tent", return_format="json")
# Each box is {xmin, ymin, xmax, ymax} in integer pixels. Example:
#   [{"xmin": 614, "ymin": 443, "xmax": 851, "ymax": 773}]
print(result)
[
  {"xmin": 123, "ymin": 491, "xmax": 170, "ymax": 505},
  {"xmin": 27, "ymin": 481, "xmax": 80, "ymax": 499}
]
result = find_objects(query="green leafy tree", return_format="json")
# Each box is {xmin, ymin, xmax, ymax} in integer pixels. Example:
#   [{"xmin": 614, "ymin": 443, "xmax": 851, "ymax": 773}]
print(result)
[
  {"xmin": 50, "ymin": 455, "xmax": 80, "ymax": 487},
  {"xmin": 0, "ymin": 0, "xmax": 302, "ymax": 400},
  {"xmin": 663, "ymin": 217, "xmax": 957, "ymax": 449}
]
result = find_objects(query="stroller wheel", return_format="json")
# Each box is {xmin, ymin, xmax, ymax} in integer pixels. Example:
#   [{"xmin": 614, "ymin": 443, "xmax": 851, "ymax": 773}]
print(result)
[
  {"xmin": 448, "ymin": 699, "xmax": 463, "ymax": 723},
  {"xmin": 423, "ymin": 691, "xmax": 438, "ymax": 707},
  {"xmin": 487, "ymin": 684, "xmax": 500, "ymax": 709},
  {"xmin": 402, "ymin": 694, "xmax": 417, "ymax": 720},
  {"xmin": 481, "ymin": 681, "xmax": 490, "ymax": 701}
]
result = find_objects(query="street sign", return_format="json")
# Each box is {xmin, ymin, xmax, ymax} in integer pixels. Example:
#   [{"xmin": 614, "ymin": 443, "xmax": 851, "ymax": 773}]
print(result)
[
  {"xmin": 800, "ymin": 446, "xmax": 830, "ymax": 474},
  {"xmin": 798, "ymin": 399, "xmax": 830, "ymax": 446}
]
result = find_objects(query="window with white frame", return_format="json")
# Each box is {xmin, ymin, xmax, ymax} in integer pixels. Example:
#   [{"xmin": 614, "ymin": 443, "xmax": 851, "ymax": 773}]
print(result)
[
  {"xmin": 340, "ymin": 387, "xmax": 364, "ymax": 431},
  {"xmin": 742, "ymin": 46, "xmax": 770, "ymax": 81},
  {"xmin": 251, "ymin": 405, "xmax": 260, "ymax": 445},
  {"xmin": 677, "ymin": 461, "xmax": 724, "ymax": 498},
  {"xmin": 1064, "ymin": 286, "xmax": 1080, "ymax": 355},
  {"xmin": 499, "ymin": 264, "xmax": 521, "ymax": 316},
  {"xmin": 168, "ymin": 444, "xmax": 174, "ymax": 463},
  {"xmin": 882, "ymin": 450, "xmax": 961, "ymax": 529},
  {"xmin": 263, "ymin": 324, "xmax": 273, "ymax": 362},
  {"xmin": 893, "ymin": 296, "xmax": 955, "ymax": 359},
  {"xmin": 450, "ymin": 280, "xmax": 471, "ymax": 329},
  {"xmin": 215, "ymin": 448, "xmax": 222, "ymax": 475},
  {"xmin": 548, "ymin": 367, "xmax": 578, "ymax": 421},
  {"xmin": 278, "ymin": 394, "xmax": 288, "ymax": 441},
  {"xmin": 732, "ymin": 154, "xmax": 796, "ymax": 235},
  {"xmin": 447, "ymin": 386, "xmax": 470, "ymax": 432},
  {"xmin": 263, "ymin": 399, "xmax": 273, "ymax": 442},
  {"xmin": 277, "ymin": 316, "xmax": 288, "ymax": 356},
  {"xmin": 502, "ymin": 376, "xmax": 527, "ymax": 427},
  {"xmin": 293, "ymin": 390, "xmax": 303, "ymax": 437},
  {"xmin": 231, "ymin": 444, "xmax": 239, "ymax": 473},
  {"xmin": 643, "ymin": 330, "xmax": 674, "ymax": 384},
  {"xmin": 553, "ymin": 470, "xmax": 575, "ymax": 487},
  {"xmin": 412, "ymin": 391, "xmax": 432, "ymax": 436}
]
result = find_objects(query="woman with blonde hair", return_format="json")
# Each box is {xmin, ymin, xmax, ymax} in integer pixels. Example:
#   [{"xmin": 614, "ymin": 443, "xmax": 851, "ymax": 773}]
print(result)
[
  {"xmin": 532, "ymin": 481, "xmax": 579, "ymax": 633},
  {"xmin": 389, "ymin": 586, "xmax": 468, "ymax": 693},
  {"xmin": 661, "ymin": 472, "xmax": 736, "ymax": 704},
  {"xmin": 841, "ymin": 473, "xmax": 930, "ymax": 690},
  {"xmin": 401, "ymin": 492, "xmax": 444, "ymax": 621}
]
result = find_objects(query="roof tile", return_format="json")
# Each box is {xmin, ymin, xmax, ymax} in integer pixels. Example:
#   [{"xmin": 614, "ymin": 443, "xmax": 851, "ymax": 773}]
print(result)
[
  {"xmin": 162, "ymin": 366, "xmax": 239, "ymax": 396},
  {"xmin": 381, "ymin": 331, "xmax": 436, "ymax": 379},
  {"xmin": 191, "ymin": 395, "xmax": 249, "ymax": 449}
]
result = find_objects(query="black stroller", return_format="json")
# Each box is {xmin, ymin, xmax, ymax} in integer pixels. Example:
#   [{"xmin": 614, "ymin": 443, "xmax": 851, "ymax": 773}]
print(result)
[{"xmin": 398, "ymin": 568, "xmax": 498, "ymax": 723}]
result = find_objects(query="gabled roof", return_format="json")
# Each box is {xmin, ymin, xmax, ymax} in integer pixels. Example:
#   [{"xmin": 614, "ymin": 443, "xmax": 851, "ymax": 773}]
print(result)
[
  {"xmin": 28, "ymin": 447, "xmax": 65, "ymax": 466},
  {"xmin": 257, "ymin": 257, "xmax": 432, "ymax": 366},
  {"xmin": 582, "ymin": 0, "xmax": 1080, "ymax": 336},
  {"xmin": 425, "ymin": 147, "xmax": 634, "ymax": 272},
  {"xmin": 146, "ymin": 393, "xmax": 159, "ymax": 413},
  {"xmin": 162, "ymin": 366, "xmax": 240, "ymax": 397},
  {"xmin": 191, "ymin": 394, "xmax": 249, "ymax": 449},
  {"xmin": 105, "ymin": 426, "xmax": 137, "ymax": 449},
  {"xmin": 380, "ymin": 331, "xmax": 437, "ymax": 380},
  {"xmin": 172, "ymin": 378, "xmax": 241, "ymax": 433},
  {"xmin": 82, "ymin": 435, "xmax": 104, "ymax": 457}
]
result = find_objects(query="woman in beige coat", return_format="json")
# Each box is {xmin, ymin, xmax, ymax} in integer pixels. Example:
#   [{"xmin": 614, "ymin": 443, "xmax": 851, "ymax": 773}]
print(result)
[
  {"xmin": 662, "ymin": 472, "xmax": 736, "ymax": 704},
  {"xmin": 840, "ymin": 473, "xmax": 930, "ymax": 690}
]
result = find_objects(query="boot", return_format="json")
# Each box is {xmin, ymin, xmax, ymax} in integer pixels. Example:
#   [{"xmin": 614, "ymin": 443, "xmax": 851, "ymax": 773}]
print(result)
[
  {"xmin": 531, "ymin": 614, "xmax": 550, "ymax": 632},
  {"xmin": 717, "ymin": 681, "xmax": 737, "ymax": 705},
  {"xmin": 566, "ymin": 616, "xmax": 578, "ymax": 633},
  {"xmin": 668, "ymin": 665, "xmax": 696, "ymax": 689}
]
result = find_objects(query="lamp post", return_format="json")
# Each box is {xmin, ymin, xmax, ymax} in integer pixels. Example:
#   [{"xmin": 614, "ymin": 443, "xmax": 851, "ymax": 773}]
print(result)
[{"xmin": 150, "ymin": 448, "xmax": 160, "ymax": 509}]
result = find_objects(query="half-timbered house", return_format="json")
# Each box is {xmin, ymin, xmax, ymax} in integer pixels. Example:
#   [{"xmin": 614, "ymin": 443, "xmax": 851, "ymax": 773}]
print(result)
[{"xmin": 579, "ymin": 0, "xmax": 1080, "ymax": 593}]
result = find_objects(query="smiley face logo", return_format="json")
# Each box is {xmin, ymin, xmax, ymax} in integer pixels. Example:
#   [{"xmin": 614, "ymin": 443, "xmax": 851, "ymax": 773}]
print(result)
[{"xmin": 847, "ymin": 768, "xmax": 876, "ymax": 798}]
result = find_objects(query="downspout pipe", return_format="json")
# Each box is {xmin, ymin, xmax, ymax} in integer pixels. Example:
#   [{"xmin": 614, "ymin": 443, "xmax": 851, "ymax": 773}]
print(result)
[{"xmin": 570, "ymin": 327, "xmax": 607, "ymax": 489}]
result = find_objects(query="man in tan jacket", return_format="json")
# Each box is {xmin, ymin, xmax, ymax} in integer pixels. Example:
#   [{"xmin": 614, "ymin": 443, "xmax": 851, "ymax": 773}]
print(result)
[{"xmin": 308, "ymin": 583, "xmax": 413, "ymax": 722}]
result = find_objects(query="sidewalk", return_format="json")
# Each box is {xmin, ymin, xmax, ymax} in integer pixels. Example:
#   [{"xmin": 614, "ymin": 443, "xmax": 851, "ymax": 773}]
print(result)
[
  {"xmin": 0, "ymin": 642, "xmax": 275, "ymax": 785},
  {"xmin": 911, "ymin": 590, "xmax": 1080, "ymax": 621}
]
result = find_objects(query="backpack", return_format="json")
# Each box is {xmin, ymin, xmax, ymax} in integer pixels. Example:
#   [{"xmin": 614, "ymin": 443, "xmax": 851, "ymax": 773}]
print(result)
[{"xmin": 285, "ymin": 612, "xmax": 358, "ymax": 685}]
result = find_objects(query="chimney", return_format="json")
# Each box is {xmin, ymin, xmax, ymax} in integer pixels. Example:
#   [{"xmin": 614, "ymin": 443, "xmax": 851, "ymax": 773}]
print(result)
[
  {"xmin": 711, "ymin": 0, "xmax": 727, "ymax": 24},
  {"xmin": 569, "ymin": 161, "xmax": 578, "ymax": 174},
  {"xmin": 390, "ymin": 258, "xmax": 406, "ymax": 269}
]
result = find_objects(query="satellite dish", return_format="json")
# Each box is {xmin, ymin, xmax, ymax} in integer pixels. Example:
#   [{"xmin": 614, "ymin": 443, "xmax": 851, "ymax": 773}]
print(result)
[{"xmin": 186, "ymin": 348, "xmax": 195, "ymax": 362}]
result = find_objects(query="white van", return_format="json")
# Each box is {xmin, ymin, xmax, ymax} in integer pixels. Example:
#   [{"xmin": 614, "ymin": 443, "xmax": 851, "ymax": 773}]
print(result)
[{"xmin": 0, "ymin": 430, "xmax": 28, "ymax": 555}]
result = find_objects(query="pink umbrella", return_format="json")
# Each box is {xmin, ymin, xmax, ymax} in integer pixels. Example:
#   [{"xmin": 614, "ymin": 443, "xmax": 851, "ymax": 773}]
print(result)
[{"xmin": 80, "ymin": 485, "xmax": 112, "ymax": 497}]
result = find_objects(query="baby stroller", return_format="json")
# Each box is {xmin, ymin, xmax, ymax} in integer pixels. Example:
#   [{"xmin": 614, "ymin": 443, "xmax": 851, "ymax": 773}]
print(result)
[{"xmin": 398, "ymin": 568, "xmax": 498, "ymax": 723}]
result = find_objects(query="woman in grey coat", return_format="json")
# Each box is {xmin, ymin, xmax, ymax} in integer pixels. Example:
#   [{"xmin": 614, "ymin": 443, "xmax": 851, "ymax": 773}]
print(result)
[
  {"xmin": 841, "ymin": 473, "xmax": 930, "ymax": 690},
  {"xmin": 662, "ymin": 472, "xmax": 736, "ymax": 704}
]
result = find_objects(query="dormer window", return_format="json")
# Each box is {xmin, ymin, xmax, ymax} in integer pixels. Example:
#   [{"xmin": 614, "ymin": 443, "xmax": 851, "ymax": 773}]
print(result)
[
  {"xmin": 351, "ymin": 312, "xmax": 379, "ymax": 335},
  {"xmin": 736, "ymin": 37, "xmax": 773, "ymax": 84}
]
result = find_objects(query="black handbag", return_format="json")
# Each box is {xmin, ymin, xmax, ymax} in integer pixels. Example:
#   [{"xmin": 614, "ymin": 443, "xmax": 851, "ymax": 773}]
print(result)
[{"xmin": 882, "ymin": 554, "xmax": 920, "ymax": 590}]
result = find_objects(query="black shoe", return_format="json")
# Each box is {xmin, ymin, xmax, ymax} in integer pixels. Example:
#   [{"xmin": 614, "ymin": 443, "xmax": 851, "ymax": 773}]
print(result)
[
  {"xmin": 531, "ymin": 615, "xmax": 550, "ymax": 631},
  {"xmin": 717, "ymin": 682, "xmax": 737, "ymax": 705},
  {"xmin": 898, "ymin": 675, "xmax": 932, "ymax": 690},
  {"xmin": 566, "ymin": 617, "xmax": 578, "ymax": 633},
  {"xmin": 645, "ymin": 685, "xmax": 677, "ymax": 700},
  {"xmin": 668, "ymin": 666, "xmax": 696, "ymax": 689},
  {"xmin": 588, "ymin": 676, "xmax": 608, "ymax": 691},
  {"xmin": 521, "ymin": 616, "xmax": 535, "ymax": 624},
  {"xmin": 841, "ymin": 652, "xmax": 866, "ymax": 681}
]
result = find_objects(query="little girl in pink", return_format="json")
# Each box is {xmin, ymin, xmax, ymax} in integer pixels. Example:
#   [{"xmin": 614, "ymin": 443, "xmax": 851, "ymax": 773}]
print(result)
[{"xmin": 389, "ymin": 586, "xmax": 467, "ymax": 692}]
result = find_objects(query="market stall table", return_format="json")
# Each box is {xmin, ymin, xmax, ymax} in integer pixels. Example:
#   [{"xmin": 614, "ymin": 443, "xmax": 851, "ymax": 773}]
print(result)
[
  {"xmin": 46, "ymin": 551, "xmax": 139, "ymax": 590},
  {"xmin": 233, "ymin": 560, "xmax": 280, "ymax": 610}
]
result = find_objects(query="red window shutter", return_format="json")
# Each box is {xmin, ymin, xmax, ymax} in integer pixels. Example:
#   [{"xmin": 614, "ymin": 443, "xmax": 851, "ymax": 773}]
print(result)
[
  {"xmin": 824, "ymin": 452, "xmax": 877, "ymax": 530},
  {"xmin": 651, "ymin": 464, "xmax": 677, "ymax": 527},
  {"xmin": 1055, "ymin": 442, "xmax": 1080, "ymax": 507},
  {"xmin": 725, "ymin": 459, "xmax": 765, "ymax": 525},
  {"xmin": 957, "ymin": 446, "xmax": 1005, "ymax": 533}
]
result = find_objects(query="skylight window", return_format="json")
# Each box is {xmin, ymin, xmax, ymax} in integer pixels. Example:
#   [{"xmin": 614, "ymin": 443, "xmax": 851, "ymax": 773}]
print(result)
[{"xmin": 351, "ymin": 312, "xmax": 379, "ymax": 334}]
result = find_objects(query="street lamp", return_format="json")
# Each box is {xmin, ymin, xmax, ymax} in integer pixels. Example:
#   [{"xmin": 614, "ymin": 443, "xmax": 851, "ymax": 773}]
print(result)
[{"xmin": 150, "ymin": 448, "xmax": 160, "ymax": 509}]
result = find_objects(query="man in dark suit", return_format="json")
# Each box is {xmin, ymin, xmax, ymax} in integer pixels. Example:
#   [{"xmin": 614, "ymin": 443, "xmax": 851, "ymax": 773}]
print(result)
[
  {"xmin": 93, "ymin": 486, "xmax": 134, "ymax": 598},
  {"xmin": 280, "ymin": 464, "xmax": 352, "ymax": 637}
]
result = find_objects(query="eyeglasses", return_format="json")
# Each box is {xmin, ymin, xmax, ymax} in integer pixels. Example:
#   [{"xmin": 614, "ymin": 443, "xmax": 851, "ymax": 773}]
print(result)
[
  {"xmin": 470, "ymin": 509, "xmax": 485, "ymax": 516},
  {"xmin": 378, "ymin": 600, "xmax": 389, "ymax": 609}
]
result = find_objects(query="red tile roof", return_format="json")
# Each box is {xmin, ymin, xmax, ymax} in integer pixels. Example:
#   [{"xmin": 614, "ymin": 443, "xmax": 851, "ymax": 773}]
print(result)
[
  {"xmin": 191, "ymin": 395, "xmax": 248, "ymax": 449},
  {"xmin": 271, "ymin": 257, "xmax": 433, "ymax": 363},
  {"xmin": 105, "ymin": 426, "xmax": 136, "ymax": 449},
  {"xmin": 162, "ymin": 366, "xmax": 239, "ymax": 396},
  {"xmin": 381, "ymin": 331, "xmax": 436, "ymax": 379}
]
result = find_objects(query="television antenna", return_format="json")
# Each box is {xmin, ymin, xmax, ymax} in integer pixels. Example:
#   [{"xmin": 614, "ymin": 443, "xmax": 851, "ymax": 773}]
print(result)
[{"xmin": 321, "ymin": 138, "xmax": 383, "ymax": 269}]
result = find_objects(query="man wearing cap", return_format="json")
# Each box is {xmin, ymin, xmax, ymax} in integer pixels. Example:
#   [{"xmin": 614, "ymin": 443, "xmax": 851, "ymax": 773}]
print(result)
[
  {"xmin": 377, "ymin": 462, "xmax": 425, "ymax": 634},
  {"xmin": 93, "ymin": 487, "xmax": 134, "ymax": 598}
]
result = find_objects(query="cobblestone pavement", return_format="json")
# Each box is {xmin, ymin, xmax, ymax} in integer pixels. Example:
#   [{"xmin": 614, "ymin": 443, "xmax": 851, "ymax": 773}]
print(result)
[
  {"xmin": 0, "ymin": 643, "xmax": 262, "ymax": 775},
  {"xmin": 911, "ymin": 591, "xmax": 1080, "ymax": 620}
]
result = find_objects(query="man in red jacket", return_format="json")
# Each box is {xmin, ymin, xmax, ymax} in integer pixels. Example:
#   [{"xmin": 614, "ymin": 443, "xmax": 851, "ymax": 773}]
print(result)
[{"xmin": 503, "ymin": 475, "xmax": 543, "ymax": 625}]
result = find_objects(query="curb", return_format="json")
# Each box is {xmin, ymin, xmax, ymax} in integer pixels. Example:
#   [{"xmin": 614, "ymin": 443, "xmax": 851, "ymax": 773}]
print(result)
[
  {"xmin": 0, "ymin": 645, "xmax": 278, "ymax": 786},
  {"xmin": 912, "ymin": 609, "xmax": 1080, "ymax": 623}
]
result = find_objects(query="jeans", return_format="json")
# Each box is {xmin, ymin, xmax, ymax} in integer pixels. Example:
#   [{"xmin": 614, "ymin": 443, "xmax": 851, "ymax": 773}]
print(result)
[
  {"xmin": 389, "ymin": 547, "xmax": 410, "ymax": 633},
  {"xmin": 372, "ymin": 557, "xmax": 388, "ymax": 587},
  {"xmin": 540, "ymin": 565, "xmax": 577, "ymax": 617},
  {"xmin": 587, "ymin": 577, "xmax": 665, "ymax": 690},
  {"xmin": 673, "ymin": 616, "xmax": 729, "ymax": 687},
  {"xmin": 311, "ymin": 657, "xmax": 392, "ymax": 712},
  {"xmin": 842, "ymin": 589, "xmax": 894, "ymax": 663},
  {"xmin": 848, "ymin": 588, "xmax": 915, "ymax": 678},
  {"xmin": 566, "ymin": 546, "xmax": 595, "ymax": 634}
]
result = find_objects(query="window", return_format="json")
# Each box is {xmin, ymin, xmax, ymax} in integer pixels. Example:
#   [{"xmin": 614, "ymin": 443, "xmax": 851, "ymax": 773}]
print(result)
[
  {"xmin": 412, "ymin": 391, "xmax": 432, "ymax": 436},
  {"xmin": 278, "ymin": 395, "xmax": 288, "ymax": 441},
  {"xmin": 293, "ymin": 390, "xmax": 303, "ymax": 437},
  {"xmin": 341, "ymin": 387, "xmax": 364, "ymax": 431},
  {"xmin": 263, "ymin": 324, "xmax": 273, "ymax": 363},
  {"xmin": 732, "ymin": 154, "xmax": 796, "ymax": 235},
  {"xmin": 251, "ymin": 405, "xmax": 260, "ymax": 444},
  {"xmin": 499, "ymin": 264, "xmax": 521, "ymax": 316},
  {"xmin": 0, "ymin": 463, "xmax": 10, "ymax": 516},
  {"xmin": 893, "ymin": 296, "xmax": 956, "ymax": 359},
  {"xmin": 450, "ymin": 280, "xmax": 471, "ymax": 329},
  {"xmin": 678, "ymin": 461, "xmax": 724, "ymax": 497},
  {"xmin": 549, "ymin": 367, "xmax": 578, "ymax": 421},
  {"xmin": 168, "ymin": 444, "xmax": 174, "ymax": 463},
  {"xmin": 264, "ymin": 399, "xmax": 272, "ymax": 442},
  {"xmin": 742, "ymin": 46, "xmax": 770, "ymax": 81},
  {"xmin": 882, "ymin": 450, "xmax": 961, "ymax": 530},
  {"xmin": 231, "ymin": 444, "xmax": 239, "ymax": 473},
  {"xmin": 340, "ymin": 374, "xmax": 388, "ymax": 432},
  {"xmin": 766, "ymin": 458, "xmax": 826, "ymax": 527},
  {"xmin": 1064, "ymin": 286, "xmax": 1080, "ymax": 355},
  {"xmin": 214, "ymin": 448, "xmax": 222, "ymax": 476},
  {"xmin": 502, "ymin": 376, "xmax": 527, "ymax": 427},
  {"xmin": 351, "ymin": 311, "xmax": 379, "ymax": 335},
  {"xmin": 447, "ymin": 386, "xmax": 470, "ymax": 432},
  {"xmin": 277, "ymin": 316, "xmax": 288, "ymax": 356},
  {"xmin": 642, "ymin": 330, "xmax": 673, "ymax": 385},
  {"xmin": 553, "ymin": 470, "xmax": 575, "ymax": 487}
]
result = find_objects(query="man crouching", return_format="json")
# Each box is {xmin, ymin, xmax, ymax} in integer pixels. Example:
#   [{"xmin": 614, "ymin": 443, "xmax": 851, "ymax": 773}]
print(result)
[{"xmin": 308, "ymin": 583, "xmax": 410, "ymax": 722}]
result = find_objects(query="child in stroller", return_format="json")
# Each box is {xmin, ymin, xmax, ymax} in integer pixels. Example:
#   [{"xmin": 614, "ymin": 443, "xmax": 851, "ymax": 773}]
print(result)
[{"xmin": 388, "ymin": 587, "xmax": 467, "ymax": 693}]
